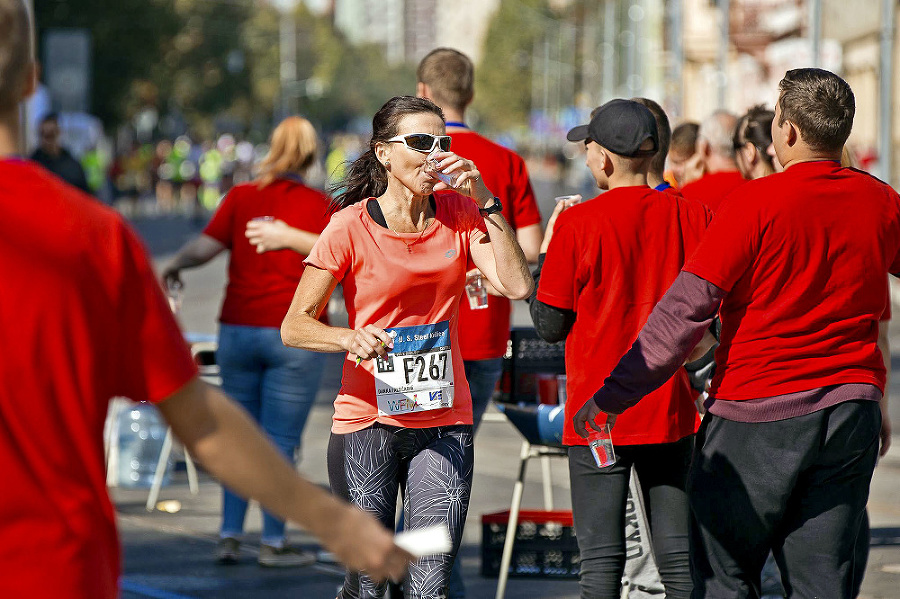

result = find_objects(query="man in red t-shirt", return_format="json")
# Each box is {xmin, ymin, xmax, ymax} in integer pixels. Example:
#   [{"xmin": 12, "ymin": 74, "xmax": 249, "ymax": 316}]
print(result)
[
  {"xmin": 417, "ymin": 49, "xmax": 543, "ymax": 430},
  {"xmin": 578, "ymin": 68, "xmax": 896, "ymax": 597},
  {"xmin": 415, "ymin": 48, "xmax": 543, "ymax": 599},
  {"xmin": 0, "ymin": 3, "xmax": 410, "ymax": 596},
  {"xmin": 679, "ymin": 110, "xmax": 746, "ymax": 211},
  {"xmin": 532, "ymin": 99, "xmax": 712, "ymax": 598}
]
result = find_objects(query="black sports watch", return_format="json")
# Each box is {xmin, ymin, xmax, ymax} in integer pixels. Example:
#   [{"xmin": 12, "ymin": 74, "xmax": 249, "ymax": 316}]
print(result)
[{"xmin": 479, "ymin": 196, "xmax": 503, "ymax": 217}]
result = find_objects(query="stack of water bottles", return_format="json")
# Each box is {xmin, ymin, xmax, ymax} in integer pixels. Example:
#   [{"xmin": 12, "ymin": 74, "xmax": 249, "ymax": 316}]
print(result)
[{"xmin": 116, "ymin": 402, "xmax": 172, "ymax": 488}]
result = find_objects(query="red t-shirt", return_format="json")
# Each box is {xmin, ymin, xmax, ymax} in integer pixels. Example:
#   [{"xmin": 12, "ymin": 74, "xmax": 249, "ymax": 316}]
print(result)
[
  {"xmin": 305, "ymin": 192, "xmax": 487, "ymax": 433},
  {"xmin": 450, "ymin": 131, "xmax": 542, "ymax": 360},
  {"xmin": 204, "ymin": 178, "xmax": 330, "ymax": 328},
  {"xmin": 679, "ymin": 170, "xmax": 746, "ymax": 212},
  {"xmin": 0, "ymin": 160, "xmax": 198, "ymax": 598},
  {"xmin": 538, "ymin": 186, "xmax": 712, "ymax": 446},
  {"xmin": 684, "ymin": 161, "xmax": 900, "ymax": 400}
]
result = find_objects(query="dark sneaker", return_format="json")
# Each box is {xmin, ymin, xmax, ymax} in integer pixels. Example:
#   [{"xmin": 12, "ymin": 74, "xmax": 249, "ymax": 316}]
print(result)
[
  {"xmin": 216, "ymin": 537, "xmax": 240, "ymax": 565},
  {"xmin": 258, "ymin": 544, "xmax": 317, "ymax": 568}
]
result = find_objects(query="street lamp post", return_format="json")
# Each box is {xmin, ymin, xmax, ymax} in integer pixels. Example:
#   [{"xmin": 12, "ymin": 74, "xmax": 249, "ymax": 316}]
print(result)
[
  {"xmin": 272, "ymin": 0, "xmax": 300, "ymax": 121},
  {"xmin": 879, "ymin": 0, "xmax": 896, "ymax": 187},
  {"xmin": 670, "ymin": 0, "xmax": 684, "ymax": 116},
  {"xmin": 809, "ymin": 0, "xmax": 822, "ymax": 67},
  {"xmin": 603, "ymin": 0, "xmax": 616, "ymax": 102},
  {"xmin": 717, "ymin": 0, "xmax": 730, "ymax": 109}
]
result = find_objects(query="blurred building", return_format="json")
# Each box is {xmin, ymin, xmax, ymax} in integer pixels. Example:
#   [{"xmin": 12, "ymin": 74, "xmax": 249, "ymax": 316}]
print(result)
[
  {"xmin": 823, "ymin": 0, "xmax": 898, "ymax": 177},
  {"xmin": 330, "ymin": 0, "xmax": 501, "ymax": 64},
  {"xmin": 314, "ymin": 0, "xmax": 898, "ymax": 183},
  {"xmin": 676, "ymin": 0, "xmax": 896, "ymax": 182}
]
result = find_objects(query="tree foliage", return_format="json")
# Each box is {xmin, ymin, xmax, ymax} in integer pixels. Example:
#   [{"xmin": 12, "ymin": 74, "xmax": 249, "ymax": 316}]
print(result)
[
  {"xmin": 33, "ymin": 0, "xmax": 415, "ymax": 136},
  {"xmin": 473, "ymin": 0, "xmax": 555, "ymax": 133},
  {"xmin": 34, "ymin": 0, "xmax": 182, "ymax": 127}
]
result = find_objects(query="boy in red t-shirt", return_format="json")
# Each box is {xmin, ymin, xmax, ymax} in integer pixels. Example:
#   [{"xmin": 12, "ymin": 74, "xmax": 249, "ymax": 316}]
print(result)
[
  {"xmin": 579, "ymin": 69, "xmax": 896, "ymax": 597},
  {"xmin": 0, "ymin": 3, "xmax": 410, "ymax": 596},
  {"xmin": 533, "ymin": 99, "xmax": 712, "ymax": 598}
]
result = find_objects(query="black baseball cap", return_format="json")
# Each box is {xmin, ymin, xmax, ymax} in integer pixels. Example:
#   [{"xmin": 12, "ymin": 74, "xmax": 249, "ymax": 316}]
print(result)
[{"xmin": 566, "ymin": 99, "xmax": 659, "ymax": 157}]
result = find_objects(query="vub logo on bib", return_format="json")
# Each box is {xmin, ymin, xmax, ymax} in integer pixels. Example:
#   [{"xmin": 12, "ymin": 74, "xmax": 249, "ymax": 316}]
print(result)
[{"xmin": 374, "ymin": 321, "xmax": 454, "ymax": 416}]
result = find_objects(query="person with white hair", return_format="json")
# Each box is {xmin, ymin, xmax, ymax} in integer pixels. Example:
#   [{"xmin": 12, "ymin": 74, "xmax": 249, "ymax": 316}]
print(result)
[{"xmin": 679, "ymin": 110, "xmax": 746, "ymax": 212}]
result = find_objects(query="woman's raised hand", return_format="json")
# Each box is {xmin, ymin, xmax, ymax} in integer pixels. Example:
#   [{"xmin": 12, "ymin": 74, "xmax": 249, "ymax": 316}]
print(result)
[
  {"xmin": 540, "ymin": 195, "xmax": 582, "ymax": 254},
  {"xmin": 427, "ymin": 151, "xmax": 493, "ymax": 206}
]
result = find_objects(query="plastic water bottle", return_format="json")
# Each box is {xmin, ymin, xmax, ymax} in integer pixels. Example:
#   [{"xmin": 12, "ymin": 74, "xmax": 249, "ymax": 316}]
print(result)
[{"xmin": 116, "ymin": 403, "xmax": 171, "ymax": 488}]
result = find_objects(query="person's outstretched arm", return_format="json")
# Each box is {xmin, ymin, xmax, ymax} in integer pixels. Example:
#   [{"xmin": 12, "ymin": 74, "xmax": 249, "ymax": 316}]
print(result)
[
  {"xmin": 573, "ymin": 271, "xmax": 725, "ymax": 437},
  {"xmin": 161, "ymin": 235, "xmax": 226, "ymax": 288},
  {"xmin": 156, "ymin": 377, "xmax": 413, "ymax": 581}
]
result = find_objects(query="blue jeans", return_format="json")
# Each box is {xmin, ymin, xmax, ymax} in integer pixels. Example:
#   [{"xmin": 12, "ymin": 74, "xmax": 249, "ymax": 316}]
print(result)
[
  {"xmin": 216, "ymin": 323, "xmax": 325, "ymax": 545},
  {"xmin": 463, "ymin": 358, "xmax": 503, "ymax": 433},
  {"xmin": 445, "ymin": 358, "xmax": 503, "ymax": 598}
]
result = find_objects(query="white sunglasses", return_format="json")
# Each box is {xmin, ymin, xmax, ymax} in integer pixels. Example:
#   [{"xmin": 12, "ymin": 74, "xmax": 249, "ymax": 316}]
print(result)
[{"xmin": 385, "ymin": 133, "xmax": 452, "ymax": 154}]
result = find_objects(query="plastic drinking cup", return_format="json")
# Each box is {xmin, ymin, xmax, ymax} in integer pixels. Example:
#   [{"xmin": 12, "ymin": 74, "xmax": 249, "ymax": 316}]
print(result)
[
  {"xmin": 426, "ymin": 150, "xmax": 458, "ymax": 187},
  {"xmin": 465, "ymin": 273, "xmax": 488, "ymax": 310},
  {"xmin": 588, "ymin": 423, "xmax": 616, "ymax": 468},
  {"xmin": 536, "ymin": 373, "xmax": 559, "ymax": 405},
  {"xmin": 166, "ymin": 280, "xmax": 184, "ymax": 314},
  {"xmin": 556, "ymin": 374, "xmax": 567, "ymax": 405}
]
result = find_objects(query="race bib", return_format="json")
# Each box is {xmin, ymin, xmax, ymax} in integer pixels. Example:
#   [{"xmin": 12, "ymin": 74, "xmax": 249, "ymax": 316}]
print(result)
[{"xmin": 374, "ymin": 321, "xmax": 454, "ymax": 416}]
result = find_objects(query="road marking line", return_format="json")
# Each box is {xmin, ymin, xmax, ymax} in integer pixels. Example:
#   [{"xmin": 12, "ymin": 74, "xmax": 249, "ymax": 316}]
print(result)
[{"xmin": 121, "ymin": 580, "xmax": 197, "ymax": 599}]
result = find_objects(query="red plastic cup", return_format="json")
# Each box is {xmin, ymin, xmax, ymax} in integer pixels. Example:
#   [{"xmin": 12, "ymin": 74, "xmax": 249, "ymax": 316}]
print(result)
[{"xmin": 536, "ymin": 374, "xmax": 559, "ymax": 405}]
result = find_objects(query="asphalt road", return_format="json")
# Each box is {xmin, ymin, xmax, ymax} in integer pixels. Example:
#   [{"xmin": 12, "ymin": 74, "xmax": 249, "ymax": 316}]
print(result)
[{"xmin": 113, "ymin": 181, "xmax": 900, "ymax": 598}]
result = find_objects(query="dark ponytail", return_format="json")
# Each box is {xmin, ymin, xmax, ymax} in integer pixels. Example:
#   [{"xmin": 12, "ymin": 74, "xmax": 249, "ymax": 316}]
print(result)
[
  {"xmin": 330, "ymin": 148, "xmax": 387, "ymax": 212},
  {"xmin": 330, "ymin": 95, "xmax": 444, "ymax": 212},
  {"xmin": 734, "ymin": 104, "xmax": 775, "ymax": 169}
]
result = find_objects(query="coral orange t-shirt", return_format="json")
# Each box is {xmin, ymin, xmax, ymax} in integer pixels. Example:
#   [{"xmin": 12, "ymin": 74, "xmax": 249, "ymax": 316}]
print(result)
[{"xmin": 305, "ymin": 192, "xmax": 488, "ymax": 433}]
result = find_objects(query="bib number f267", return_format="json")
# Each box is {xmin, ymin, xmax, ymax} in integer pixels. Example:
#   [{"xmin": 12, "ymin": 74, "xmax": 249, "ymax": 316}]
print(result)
[{"xmin": 374, "ymin": 321, "xmax": 454, "ymax": 416}]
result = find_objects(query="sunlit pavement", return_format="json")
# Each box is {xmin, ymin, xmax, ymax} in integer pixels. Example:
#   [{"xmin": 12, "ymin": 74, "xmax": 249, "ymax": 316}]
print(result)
[
  {"xmin": 114, "ymin": 195, "xmax": 900, "ymax": 598},
  {"xmin": 114, "ymin": 376, "xmax": 582, "ymax": 599}
]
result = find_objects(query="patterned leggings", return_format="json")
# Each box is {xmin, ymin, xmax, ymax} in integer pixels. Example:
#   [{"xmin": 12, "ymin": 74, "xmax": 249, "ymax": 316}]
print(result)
[{"xmin": 327, "ymin": 423, "xmax": 474, "ymax": 599}]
